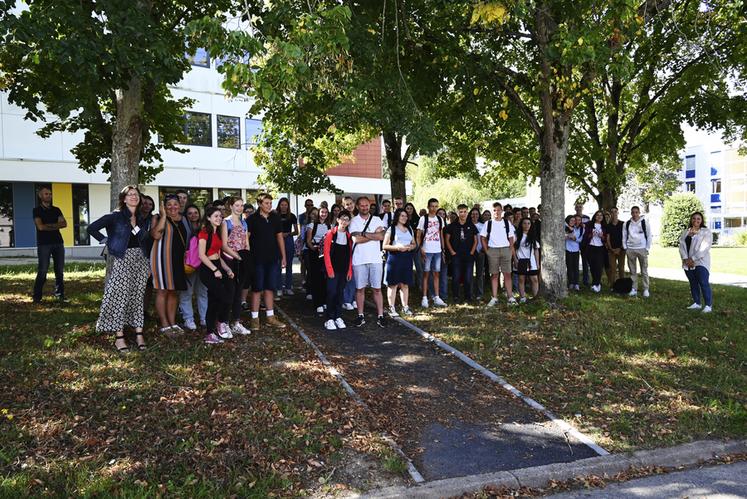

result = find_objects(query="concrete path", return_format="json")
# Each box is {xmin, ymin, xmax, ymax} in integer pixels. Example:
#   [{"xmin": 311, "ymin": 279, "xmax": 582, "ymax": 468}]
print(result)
[
  {"xmin": 648, "ymin": 267, "xmax": 747, "ymax": 288},
  {"xmin": 546, "ymin": 460, "xmax": 747, "ymax": 498},
  {"xmin": 278, "ymin": 293, "xmax": 600, "ymax": 482}
]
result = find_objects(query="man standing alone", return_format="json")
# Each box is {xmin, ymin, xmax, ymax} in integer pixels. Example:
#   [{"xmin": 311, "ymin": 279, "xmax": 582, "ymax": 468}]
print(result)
[{"xmin": 32, "ymin": 187, "xmax": 67, "ymax": 303}]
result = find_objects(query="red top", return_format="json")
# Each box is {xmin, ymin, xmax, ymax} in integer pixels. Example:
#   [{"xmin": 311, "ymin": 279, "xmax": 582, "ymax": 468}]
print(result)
[{"xmin": 198, "ymin": 229, "xmax": 223, "ymax": 257}]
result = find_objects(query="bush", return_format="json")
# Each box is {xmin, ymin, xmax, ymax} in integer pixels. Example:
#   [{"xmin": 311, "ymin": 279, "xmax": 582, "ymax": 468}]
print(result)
[
  {"xmin": 660, "ymin": 194, "xmax": 705, "ymax": 247},
  {"xmin": 737, "ymin": 231, "xmax": 747, "ymax": 247}
]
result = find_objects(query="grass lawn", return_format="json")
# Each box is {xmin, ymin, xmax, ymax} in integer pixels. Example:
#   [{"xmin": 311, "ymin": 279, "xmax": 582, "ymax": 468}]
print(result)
[
  {"xmin": 648, "ymin": 245, "xmax": 747, "ymax": 276},
  {"xmin": 0, "ymin": 264, "xmax": 401, "ymax": 497},
  {"xmin": 407, "ymin": 279, "xmax": 747, "ymax": 453}
]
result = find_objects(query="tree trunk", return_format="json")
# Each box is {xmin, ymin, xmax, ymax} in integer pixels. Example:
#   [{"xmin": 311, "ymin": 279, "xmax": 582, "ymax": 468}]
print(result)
[
  {"xmin": 110, "ymin": 77, "xmax": 144, "ymax": 210},
  {"xmin": 383, "ymin": 132, "xmax": 407, "ymax": 203},
  {"xmin": 598, "ymin": 186, "xmax": 618, "ymax": 212},
  {"xmin": 539, "ymin": 124, "xmax": 571, "ymax": 303}
]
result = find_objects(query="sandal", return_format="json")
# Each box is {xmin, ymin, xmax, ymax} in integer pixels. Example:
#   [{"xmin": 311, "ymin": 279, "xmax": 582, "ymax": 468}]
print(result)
[
  {"xmin": 135, "ymin": 332, "xmax": 147, "ymax": 351},
  {"xmin": 114, "ymin": 333, "xmax": 129, "ymax": 354},
  {"xmin": 160, "ymin": 326, "xmax": 181, "ymax": 339}
]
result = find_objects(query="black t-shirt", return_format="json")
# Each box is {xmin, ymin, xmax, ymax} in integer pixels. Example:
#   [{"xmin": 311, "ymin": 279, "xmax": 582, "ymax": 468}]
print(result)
[
  {"xmin": 278, "ymin": 212, "xmax": 297, "ymax": 234},
  {"xmin": 446, "ymin": 221, "xmax": 478, "ymax": 256},
  {"xmin": 606, "ymin": 221, "xmax": 624, "ymax": 249},
  {"xmin": 32, "ymin": 205, "xmax": 64, "ymax": 246},
  {"xmin": 248, "ymin": 212, "xmax": 282, "ymax": 263}
]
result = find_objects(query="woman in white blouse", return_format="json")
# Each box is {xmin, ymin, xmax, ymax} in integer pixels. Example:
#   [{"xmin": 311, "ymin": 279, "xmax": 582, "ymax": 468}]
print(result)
[{"xmin": 678, "ymin": 211, "xmax": 712, "ymax": 313}]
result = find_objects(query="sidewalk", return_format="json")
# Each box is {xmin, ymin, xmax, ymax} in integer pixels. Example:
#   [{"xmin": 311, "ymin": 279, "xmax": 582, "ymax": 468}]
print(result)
[
  {"xmin": 546, "ymin": 460, "xmax": 747, "ymax": 498},
  {"xmin": 648, "ymin": 267, "xmax": 747, "ymax": 288}
]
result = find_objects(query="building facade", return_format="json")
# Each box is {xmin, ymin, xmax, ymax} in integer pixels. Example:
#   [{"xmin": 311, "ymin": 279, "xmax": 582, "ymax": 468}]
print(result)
[
  {"xmin": 681, "ymin": 134, "xmax": 747, "ymax": 239},
  {"xmin": 0, "ymin": 49, "xmax": 407, "ymax": 255}
]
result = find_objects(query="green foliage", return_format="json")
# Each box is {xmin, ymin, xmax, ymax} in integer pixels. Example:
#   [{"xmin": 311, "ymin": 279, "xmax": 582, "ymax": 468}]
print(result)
[
  {"xmin": 735, "ymin": 231, "xmax": 747, "ymax": 248},
  {"xmin": 414, "ymin": 178, "xmax": 483, "ymax": 212},
  {"xmin": 661, "ymin": 194, "xmax": 705, "ymax": 247}
]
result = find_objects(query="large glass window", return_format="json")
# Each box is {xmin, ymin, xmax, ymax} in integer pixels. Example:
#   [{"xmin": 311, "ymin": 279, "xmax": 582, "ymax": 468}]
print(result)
[
  {"xmin": 685, "ymin": 181, "xmax": 695, "ymax": 192},
  {"xmin": 181, "ymin": 112, "xmax": 212, "ymax": 147},
  {"xmin": 245, "ymin": 118, "xmax": 263, "ymax": 147},
  {"xmin": 724, "ymin": 217, "xmax": 742, "ymax": 229},
  {"xmin": 217, "ymin": 115, "xmax": 241, "ymax": 149},
  {"xmin": 185, "ymin": 47, "xmax": 210, "ymax": 68},
  {"xmin": 218, "ymin": 189, "xmax": 241, "ymax": 200},
  {"xmin": 158, "ymin": 187, "xmax": 213, "ymax": 215},
  {"xmin": 0, "ymin": 183, "xmax": 14, "ymax": 248},
  {"xmin": 685, "ymin": 155, "xmax": 696, "ymax": 179},
  {"xmin": 72, "ymin": 184, "xmax": 90, "ymax": 246}
]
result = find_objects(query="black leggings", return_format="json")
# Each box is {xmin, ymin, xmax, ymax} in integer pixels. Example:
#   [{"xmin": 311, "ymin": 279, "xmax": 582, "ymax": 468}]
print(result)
[
  {"xmin": 586, "ymin": 245, "xmax": 606, "ymax": 286},
  {"xmin": 307, "ymin": 249, "xmax": 327, "ymax": 308},
  {"xmin": 225, "ymin": 253, "xmax": 251, "ymax": 322},
  {"xmin": 565, "ymin": 250, "xmax": 579, "ymax": 286},
  {"xmin": 199, "ymin": 264, "xmax": 234, "ymax": 333}
]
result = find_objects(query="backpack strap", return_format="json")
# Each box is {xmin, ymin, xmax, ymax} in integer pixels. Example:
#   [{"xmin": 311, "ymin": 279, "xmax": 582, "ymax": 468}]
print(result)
[
  {"xmin": 225, "ymin": 218, "xmax": 233, "ymax": 235},
  {"xmin": 504, "ymin": 218, "xmax": 510, "ymax": 238},
  {"xmin": 351, "ymin": 215, "xmax": 374, "ymax": 256},
  {"xmin": 642, "ymin": 219, "xmax": 648, "ymax": 242},
  {"xmin": 312, "ymin": 221, "xmax": 319, "ymax": 240}
]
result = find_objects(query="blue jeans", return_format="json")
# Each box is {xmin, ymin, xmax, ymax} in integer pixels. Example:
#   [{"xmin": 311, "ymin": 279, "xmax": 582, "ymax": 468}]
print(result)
[
  {"xmin": 685, "ymin": 266, "xmax": 712, "ymax": 307},
  {"xmin": 413, "ymin": 246, "xmax": 424, "ymax": 291},
  {"xmin": 452, "ymin": 254, "xmax": 474, "ymax": 302},
  {"xmin": 343, "ymin": 275, "xmax": 356, "ymax": 304},
  {"xmin": 179, "ymin": 271, "xmax": 208, "ymax": 324},
  {"xmin": 33, "ymin": 243, "xmax": 65, "ymax": 301},
  {"xmin": 326, "ymin": 273, "xmax": 347, "ymax": 320}
]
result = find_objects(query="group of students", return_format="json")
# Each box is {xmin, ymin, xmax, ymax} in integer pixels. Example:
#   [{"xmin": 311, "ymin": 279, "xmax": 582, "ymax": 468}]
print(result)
[{"xmin": 29, "ymin": 185, "xmax": 715, "ymax": 353}]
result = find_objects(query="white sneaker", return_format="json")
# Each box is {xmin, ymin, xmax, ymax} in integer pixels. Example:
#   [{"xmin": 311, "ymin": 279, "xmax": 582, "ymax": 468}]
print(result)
[
  {"xmin": 628, "ymin": 289, "xmax": 637, "ymax": 297},
  {"xmin": 433, "ymin": 296, "xmax": 447, "ymax": 307},
  {"xmin": 284, "ymin": 288, "xmax": 294, "ymax": 296},
  {"xmin": 519, "ymin": 297, "xmax": 527, "ymax": 304},
  {"xmin": 642, "ymin": 289, "xmax": 650, "ymax": 298},
  {"xmin": 388, "ymin": 306, "xmax": 399, "ymax": 317},
  {"xmin": 316, "ymin": 306, "xmax": 324, "ymax": 313},
  {"xmin": 421, "ymin": 296, "xmax": 429, "ymax": 308},
  {"xmin": 334, "ymin": 318, "xmax": 346, "ymax": 329},
  {"xmin": 702, "ymin": 305, "xmax": 712, "ymax": 313},
  {"xmin": 324, "ymin": 319, "xmax": 337, "ymax": 330},
  {"xmin": 341, "ymin": 303, "xmax": 353, "ymax": 311},
  {"xmin": 593, "ymin": 285, "xmax": 601, "ymax": 293},
  {"xmin": 276, "ymin": 289, "xmax": 283, "ymax": 297},
  {"xmin": 507, "ymin": 298, "xmax": 518, "ymax": 306},
  {"xmin": 183, "ymin": 319, "xmax": 197, "ymax": 331},
  {"xmin": 487, "ymin": 297, "xmax": 498, "ymax": 307},
  {"xmin": 231, "ymin": 322, "xmax": 251, "ymax": 336},
  {"xmin": 402, "ymin": 307, "xmax": 413, "ymax": 316},
  {"xmin": 574, "ymin": 285, "xmax": 580, "ymax": 291},
  {"xmin": 687, "ymin": 303, "xmax": 702, "ymax": 310},
  {"xmin": 352, "ymin": 301, "xmax": 357, "ymax": 309},
  {"xmin": 217, "ymin": 322, "xmax": 233, "ymax": 339},
  {"xmin": 306, "ymin": 294, "xmax": 312, "ymax": 301}
]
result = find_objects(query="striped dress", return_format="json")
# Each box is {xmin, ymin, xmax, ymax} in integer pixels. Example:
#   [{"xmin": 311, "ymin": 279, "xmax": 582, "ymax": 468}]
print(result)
[{"xmin": 150, "ymin": 216, "xmax": 188, "ymax": 290}]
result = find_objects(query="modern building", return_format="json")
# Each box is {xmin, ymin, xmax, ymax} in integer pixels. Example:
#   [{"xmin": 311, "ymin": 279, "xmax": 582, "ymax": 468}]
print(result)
[
  {"xmin": 0, "ymin": 48, "xmax": 409, "ymax": 256},
  {"xmin": 680, "ymin": 131, "xmax": 747, "ymax": 239}
]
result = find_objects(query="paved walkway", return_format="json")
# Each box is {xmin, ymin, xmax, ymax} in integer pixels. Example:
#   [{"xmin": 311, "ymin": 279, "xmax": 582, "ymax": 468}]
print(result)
[
  {"xmin": 546, "ymin": 460, "xmax": 747, "ymax": 498},
  {"xmin": 648, "ymin": 267, "xmax": 747, "ymax": 288},
  {"xmin": 278, "ymin": 293, "xmax": 600, "ymax": 482}
]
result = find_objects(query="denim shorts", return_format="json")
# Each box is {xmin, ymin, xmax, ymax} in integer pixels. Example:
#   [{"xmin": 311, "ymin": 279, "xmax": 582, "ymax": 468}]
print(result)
[
  {"xmin": 252, "ymin": 260, "xmax": 280, "ymax": 292},
  {"xmin": 353, "ymin": 263, "xmax": 384, "ymax": 290},
  {"xmin": 423, "ymin": 252, "xmax": 442, "ymax": 272}
]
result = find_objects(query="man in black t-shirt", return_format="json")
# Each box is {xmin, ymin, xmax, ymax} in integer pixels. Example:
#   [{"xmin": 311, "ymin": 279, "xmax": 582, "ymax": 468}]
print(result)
[
  {"xmin": 32, "ymin": 187, "xmax": 67, "ymax": 303},
  {"xmin": 445, "ymin": 204, "xmax": 478, "ymax": 303},
  {"xmin": 605, "ymin": 207, "xmax": 625, "ymax": 287},
  {"xmin": 247, "ymin": 193, "xmax": 287, "ymax": 331}
]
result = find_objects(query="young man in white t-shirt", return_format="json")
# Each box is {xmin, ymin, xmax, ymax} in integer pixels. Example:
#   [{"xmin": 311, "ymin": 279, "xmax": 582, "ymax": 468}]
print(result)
[
  {"xmin": 479, "ymin": 202, "xmax": 518, "ymax": 306},
  {"xmin": 416, "ymin": 198, "xmax": 447, "ymax": 308},
  {"xmin": 623, "ymin": 205, "xmax": 652, "ymax": 297},
  {"xmin": 349, "ymin": 197, "xmax": 387, "ymax": 328}
]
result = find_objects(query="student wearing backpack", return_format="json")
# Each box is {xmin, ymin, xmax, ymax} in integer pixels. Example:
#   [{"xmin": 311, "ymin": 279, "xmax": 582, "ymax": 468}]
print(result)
[
  {"xmin": 302, "ymin": 207, "xmax": 319, "ymax": 300},
  {"xmin": 574, "ymin": 203, "xmax": 591, "ymax": 286},
  {"xmin": 582, "ymin": 211, "xmax": 608, "ymax": 293},
  {"xmin": 417, "ymin": 198, "xmax": 448, "ymax": 308},
  {"xmin": 480, "ymin": 202, "xmax": 517, "ymax": 306},
  {"xmin": 306, "ymin": 207, "xmax": 332, "ymax": 313},
  {"xmin": 383, "ymin": 208, "xmax": 417, "ymax": 317},
  {"xmin": 470, "ymin": 208, "xmax": 486, "ymax": 300},
  {"xmin": 565, "ymin": 215, "xmax": 583, "ymax": 290},
  {"xmin": 623, "ymin": 206, "xmax": 652, "ymax": 297},
  {"xmin": 679, "ymin": 211, "xmax": 713, "ymax": 313},
  {"xmin": 445, "ymin": 204, "xmax": 478, "ymax": 303},
  {"xmin": 180, "ymin": 205, "xmax": 207, "ymax": 330},
  {"xmin": 220, "ymin": 197, "xmax": 252, "ymax": 337},
  {"xmin": 322, "ymin": 210, "xmax": 354, "ymax": 330},
  {"xmin": 436, "ymin": 207, "xmax": 450, "ymax": 302},
  {"xmin": 198, "ymin": 207, "xmax": 236, "ymax": 344},
  {"xmin": 514, "ymin": 218, "xmax": 541, "ymax": 302},
  {"xmin": 341, "ymin": 196, "xmax": 358, "ymax": 310}
]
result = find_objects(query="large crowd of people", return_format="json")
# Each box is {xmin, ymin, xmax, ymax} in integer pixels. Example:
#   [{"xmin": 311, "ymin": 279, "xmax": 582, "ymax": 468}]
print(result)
[{"xmin": 29, "ymin": 185, "xmax": 715, "ymax": 352}]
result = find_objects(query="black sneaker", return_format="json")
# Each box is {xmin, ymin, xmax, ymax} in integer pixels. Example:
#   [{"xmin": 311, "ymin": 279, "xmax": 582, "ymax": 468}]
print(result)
[
  {"xmin": 353, "ymin": 315, "xmax": 366, "ymax": 327},
  {"xmin": 376, "ymin": 315, "xmax": 387, "ymax": 328}
]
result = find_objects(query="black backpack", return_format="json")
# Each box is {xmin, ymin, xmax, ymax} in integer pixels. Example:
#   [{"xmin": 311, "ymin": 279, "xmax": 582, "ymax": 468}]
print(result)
[{"xmin": 613, "ymin": 277, "xmax": 633, "ymax": 294}]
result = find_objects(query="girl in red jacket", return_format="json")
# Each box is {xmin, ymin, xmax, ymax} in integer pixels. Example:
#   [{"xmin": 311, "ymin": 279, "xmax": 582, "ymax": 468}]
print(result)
[{"xmin": 322, "ymin": 210, "xmax": 353, "ymax": 330}]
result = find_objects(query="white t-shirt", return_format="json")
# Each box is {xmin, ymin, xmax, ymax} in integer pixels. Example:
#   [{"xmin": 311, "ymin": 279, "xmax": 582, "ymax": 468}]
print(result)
[
  {"xmin": 416, "ymin": 215, "xmax": 444, "ymax": 253},
  {"xmin": 349, "ymin": 214, "xmax": 385, "ymax": 265},
  {"xmin": 474, "ymin": 221, "xmax": 485, "ymax": 251},
  {"xmin": 516, "ymin": 233, "xmax": 540, "ymax": 270},
  {"xmin": 479, "ymin": 217, "xmax": 515, "ymax": 248},
  {"xmin": 306, "ymin": 222, "xmax": 330, "ymax": 245},
  {"xmin": 590, "ymin": 223, "xmax": 604, "ymax": 246}
]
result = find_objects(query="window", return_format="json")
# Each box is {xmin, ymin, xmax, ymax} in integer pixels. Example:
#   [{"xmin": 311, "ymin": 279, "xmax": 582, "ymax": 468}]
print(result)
[
  {"xmin": 245, "ymin": 118, "xmax": 262, "ymax": 147},
  {"xmin": 685, "ymin": 181, "xmax": 695, "ymax": 192},
  {"xmin": 217, "ymin": 115, "xmax": 240, "ymax": 149},
  {"xmin": 158, "ymin": 187, "xmax": 213, "ymax": 214},
  {"xmin": 724, "ymin": 217, "xmax": 742, "ymax": 229},
  {"xmin": 72, "ymin": 184, "xmax": 90, "ymax": 246},
  {"xmin": 186, "ymin": 47, "xmax": 210, "ymax": 68},
  {"xmin": 712, "ymin": 179, "xmax": 721, "ymax": 193},
  {"xmin": 218, "ymin": 189, "xmax": 241, "ymax": 201},
  {"xmin": 685, "ymin": 155, "xmax": 696, "ymax": 179},
  {"xmin": 710, "ymin": 151, "xmax": 721, "ymax": 177},
  {"xmin": 181, "ymin": 112, "xmax": 212, "ymax": 147},
  {"xmin": 0, "ymin": 183, "xmax": 14, "ymax": 248},
  {"xmin": 711, "ymin": 205, "xmax": 721, "ymax": 214}
]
